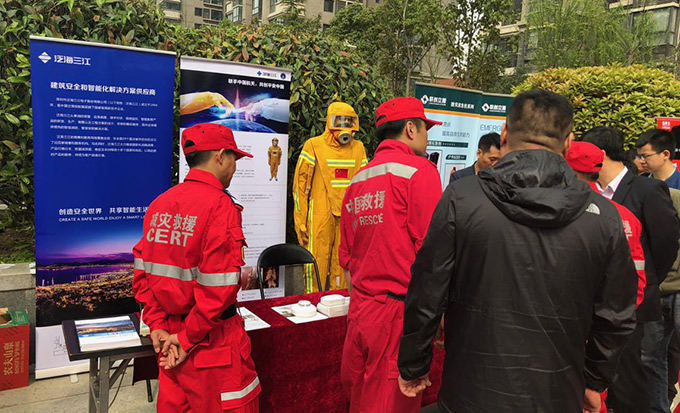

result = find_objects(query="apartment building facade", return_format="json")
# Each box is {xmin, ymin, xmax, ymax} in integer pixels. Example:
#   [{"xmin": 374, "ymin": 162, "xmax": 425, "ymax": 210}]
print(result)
[
  {"xmin": 157, "ymin": 0, "xmax": 381, "ymax": 28},
  {"xmin": 499, "ymin": 0, "xmax": 680, "ymax": 71}
]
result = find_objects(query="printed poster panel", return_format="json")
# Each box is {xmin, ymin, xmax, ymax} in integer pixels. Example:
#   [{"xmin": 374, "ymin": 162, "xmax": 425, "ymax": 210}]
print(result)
[
  {"xmin": 30, "ymin": 37, "xmax": 175, "ymax": 374},
  {"xmin": 179, "ymin": 57, "xmax": 291, "ymax": 301},
  {"xmin": 415, "ymin": 83, "xmax": 513, "ymax": 188}
]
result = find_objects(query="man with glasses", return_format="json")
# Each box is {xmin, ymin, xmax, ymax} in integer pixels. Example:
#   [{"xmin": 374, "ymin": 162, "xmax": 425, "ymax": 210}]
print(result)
[
  {"xmin": 637, "ymin": 128, "xmax": 680, "ymax": 411},
  {"xmin": 637, "ymin": 129, "xmax": 680, "ymax": 190}
]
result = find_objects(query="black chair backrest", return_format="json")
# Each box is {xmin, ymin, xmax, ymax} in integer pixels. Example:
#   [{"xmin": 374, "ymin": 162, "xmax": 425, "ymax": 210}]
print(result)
[
  {"xmin": 257, "ymin": 243, "xmax": 316, "ymax": 269},
  {"xmin": 256, "ymin": 243, "xmax": 323, "ymax": 299}
]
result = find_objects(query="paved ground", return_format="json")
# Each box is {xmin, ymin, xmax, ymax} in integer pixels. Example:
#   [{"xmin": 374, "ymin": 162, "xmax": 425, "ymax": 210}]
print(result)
[
  {"xmin": 2, "ymin": 366, "xmax": 678, "ymax": 412},
  {"xmin": 0, "ymin": 367, "xmax": 156, "ymax": 413}
]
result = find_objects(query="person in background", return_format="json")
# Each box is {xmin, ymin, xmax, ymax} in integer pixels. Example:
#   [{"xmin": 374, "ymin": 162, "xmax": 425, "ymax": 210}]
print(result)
[
  {"xmin": 637, "ymin": 129, "xmax": 680, "ymax": 189},
  {"xmin": 627, "ymin": 148, "xmax": 649, "ymax": 176},
  {"xmin": 638, "ymin": 129, "xmax": 680, "ymax": 411},
  {"xmin": 398, "ymin": 90, "xmax": 638, "ymax": 413},
  {"xmin": 448, "ymin": 132, "xmax": 501, "ymax": 184},
  {"xmin": 339, "ymin": 97, "xmax": 442, "ymax": 413},
  {"xmin": 583, "ymin": 126, "xmax": 680, "ymax": 413}
]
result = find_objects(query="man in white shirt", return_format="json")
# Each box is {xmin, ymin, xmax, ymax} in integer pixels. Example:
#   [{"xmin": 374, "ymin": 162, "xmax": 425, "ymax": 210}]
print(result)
[{"xmin": 583, "ymin": 126, "xmax": 680, "ymax": 413}]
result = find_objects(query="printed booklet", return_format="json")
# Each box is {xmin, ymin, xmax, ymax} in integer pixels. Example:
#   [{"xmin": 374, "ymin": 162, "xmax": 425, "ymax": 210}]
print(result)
[{"xmin": 75, "ymin": 315, "xmax": 141, "ymax": 352}]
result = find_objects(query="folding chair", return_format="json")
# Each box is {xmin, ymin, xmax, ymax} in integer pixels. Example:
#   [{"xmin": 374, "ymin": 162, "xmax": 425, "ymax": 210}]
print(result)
[{"xmin": 256, "ymin": 243, "xmax": 323, "ymax": 299}]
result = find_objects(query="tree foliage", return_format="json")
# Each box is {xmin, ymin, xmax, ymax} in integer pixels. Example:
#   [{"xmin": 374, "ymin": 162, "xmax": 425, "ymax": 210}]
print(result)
[
  {"xmin": 0, "ymin": 0, "xmax": 391, "ymax": 253},
  {"xmin": 328, "ymin": 0, "xmax": 442, "ymax": 95},
  {"xmin": 439, "ymin": 0, "xmax": 515, "ymax": 90},
  {"xmin": 514, "ymin": 65, "xmax": 680, "ymax": 146},
  {"xmin": 527, "ymin": 0, "xmax": 656, "ymax": 71}
]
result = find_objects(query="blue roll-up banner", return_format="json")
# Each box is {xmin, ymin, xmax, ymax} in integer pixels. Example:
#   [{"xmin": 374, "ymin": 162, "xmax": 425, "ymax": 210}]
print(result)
[{"xmin": 30, "ymin": 37, "xmax": 175, "ymax": 376}]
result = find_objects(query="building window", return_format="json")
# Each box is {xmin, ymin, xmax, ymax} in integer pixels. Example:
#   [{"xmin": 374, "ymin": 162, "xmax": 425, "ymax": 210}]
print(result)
[
  {"xmin": 195, "ymin": 7, "xmax": 203, "ymax": 16},
  {"xmin": 210, "ymin": 9, "xmax": 223, "ymax": 20},
  {"xmin": 498, "ymin": 37, "xmax": 518, "ymax": 68},
  {"xmin": 209, "ymin": 0, "xmax": 224, "ymax": 5},
  {"xmin": 164, "ymin": 1, "xmax": 181, "ymax": 10},
  {"xmin": 253, "ymin": 0, "xmax": 261, "ymax": 16},
  {"xmin": 633, "ymin": 7, "xmax": 677, "ymax": 47},
  {"xmin": 336, "ymin": 0, "xmax": 346, "ymax": 12},
  {"xmin": 324, "ymin": 0, "xmax": 333, "ymax": 12},
  {"xmin": 232, "ymin": 6, "xmax": 242, "ymax": 22},
  {"xmin": 270, "ymin": 0, "xmax": 276, "ymax": 11}
]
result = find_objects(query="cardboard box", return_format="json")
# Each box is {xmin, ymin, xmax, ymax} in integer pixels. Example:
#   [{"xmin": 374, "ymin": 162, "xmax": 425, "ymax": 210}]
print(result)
[{"xmin": 0, "ymin": 308, "xmax": 29, "ymax": 391}]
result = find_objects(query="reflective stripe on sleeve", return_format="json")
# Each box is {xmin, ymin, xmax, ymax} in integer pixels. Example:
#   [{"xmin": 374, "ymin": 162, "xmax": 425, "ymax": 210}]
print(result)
[
  {"xmin": 135, "ymin": 259, "xmax": 196, "ymax": 281},
  {"xmin": 360, "ymin": 158, "xmax": 368, "ymax": 167},
  {"xmin": 221, "ymin": 376, "xmax": 260, "ymax": 402},
  {"xmin": 351, "ymin": 162, "xmax": 418, "ymax": 184},
  {"xmin": 146, "ymin": 261, "xmax": 196, "ymax": 281},
  {"xmin": 197, "ymin": 270, "xmax": 240, "ymax": 287},
  {"xmin": 300, "ymin": 151, "xmax": 316, "ymax": 165},
  {"xmin": 634, "ymin": 260, "xmax": 645, "ymax": 271},
  {"xmin": 136, "ymin": 259, "xmax": 241, "ymax": 286}
]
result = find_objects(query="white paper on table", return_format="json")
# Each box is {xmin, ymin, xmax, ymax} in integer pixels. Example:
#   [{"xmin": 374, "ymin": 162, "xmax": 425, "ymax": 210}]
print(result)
[
  {"xmin": 239, "ymin": 307, "xmax": 271, "ymax": 331},
  {"xmin": 271, "ymin": 304, "xmax": 329, "ymax": 324}
]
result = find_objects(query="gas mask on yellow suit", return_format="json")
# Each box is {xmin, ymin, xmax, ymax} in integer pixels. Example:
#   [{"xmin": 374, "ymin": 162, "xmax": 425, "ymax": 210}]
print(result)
[{"xmin": 326, "ymin": 102, "xmax": 359, "ymax": 145}]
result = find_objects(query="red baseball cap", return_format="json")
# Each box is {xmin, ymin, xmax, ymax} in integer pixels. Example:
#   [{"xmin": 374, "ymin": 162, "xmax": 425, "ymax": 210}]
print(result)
[
  {"xmin": 375, "ymin": 97, "xmax": 442, "ymax": 130},
  {"xmin": 566, "ymin": 141, "xmax": 604, "ymax": 173},
  {"xmin": 181, "ymin": 123, "xmax": 252, "ymax": 160}
]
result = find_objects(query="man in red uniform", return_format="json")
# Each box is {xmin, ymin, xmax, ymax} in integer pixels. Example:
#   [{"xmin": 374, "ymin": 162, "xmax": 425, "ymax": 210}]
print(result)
[
  {"xmin": 339, "ymin": 97, "xmax": 443, "ymax": 412},
  {"xmin": 566, "ymin": 141, "xmax": 646, "ymax": 308},
  {"xmin": 565, "ymin": 141, "xmax": 647, "ymax": 413},
  {"xmin": 132, "ymin": 123, "xmax": 260, "ymax": 413}
]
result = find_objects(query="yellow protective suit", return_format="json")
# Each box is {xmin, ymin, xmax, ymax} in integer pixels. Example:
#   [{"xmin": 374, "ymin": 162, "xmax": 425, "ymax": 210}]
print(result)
[
  {"xmin": 268, "ymin": 144, "xmax": 282, "ymax": 180},
  {"xmin": 293, "ymin": 102, "xmax": 368, "ymax": 293}
]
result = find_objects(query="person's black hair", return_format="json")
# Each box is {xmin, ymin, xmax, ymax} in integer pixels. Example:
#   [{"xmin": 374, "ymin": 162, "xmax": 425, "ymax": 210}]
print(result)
[
  {"xmin": 584, "ymin": 172, "xmax": 599, "ymax": 182},
  {"xmin": 478, "ymin": 132, "xmax": 501, "ymax": 152},
  {"xmin": 375, "ymin": 118, "xmax": 425, "ymax": 140},
  {"xmin": 636, "ymin": 128, "xmax": 675, "ymax": 159},
  {"xmin": 505, "ymin": 90, "xmax": 573, "ymax": 150},
  {"xmin": 581, "ymin": 126, "xmax": 626, "ymax": 162},
  {"xmin": 183, "ymin": 140, "xmax": 215, "ymax": 168},
  {"xmin": 624, "ymin": 147, "xmax": 640, "ymax": 175}
]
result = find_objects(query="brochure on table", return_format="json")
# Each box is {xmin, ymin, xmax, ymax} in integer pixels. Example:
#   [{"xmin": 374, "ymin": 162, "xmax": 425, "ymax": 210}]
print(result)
[
  {"xmin": 239, "ymin": 308, "xmax": 270, "ymax": 331},
  {"xmin": 271, "ymin": 304, "xmax": 328, "ymax": 324}
]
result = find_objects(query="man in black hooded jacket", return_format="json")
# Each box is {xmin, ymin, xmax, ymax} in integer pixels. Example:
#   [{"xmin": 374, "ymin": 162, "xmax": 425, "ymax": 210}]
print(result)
[{"xmin": 397, "ymin": 90, "xmax": 638, "ymax": 413}]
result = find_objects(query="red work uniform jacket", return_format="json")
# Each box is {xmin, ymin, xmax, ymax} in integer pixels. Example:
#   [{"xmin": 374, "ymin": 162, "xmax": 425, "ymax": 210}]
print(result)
[
  {"xmin": 339, "ymin": 140, "xmax": 442, "ymax": 296},
  {"xmin": 132, "ymin": 169, "xmax": 247, "ymax": 352},
  {"xmin": 589, "ymin": 182, "xmax": 646, "ymax": 308}
]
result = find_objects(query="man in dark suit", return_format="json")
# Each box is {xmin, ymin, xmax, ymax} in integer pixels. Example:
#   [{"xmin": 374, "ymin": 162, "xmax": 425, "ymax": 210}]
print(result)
[
  {"xmin": 583, "ymin": 126, "xmax": 680, "ymax": 413},
  {"xmin": 448, "ymin": 132, "xmax": 501, "ymax": 184}
]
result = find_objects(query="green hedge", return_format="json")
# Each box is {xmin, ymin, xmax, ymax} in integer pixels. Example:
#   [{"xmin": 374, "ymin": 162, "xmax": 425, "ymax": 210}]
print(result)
[
  {"xmin": 514, "ymin": 64, "xmax": 680, "ymax": 146},
  {"xmin": 0, "ymin": 0, "xmax": 391, "ymax": 252}
]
